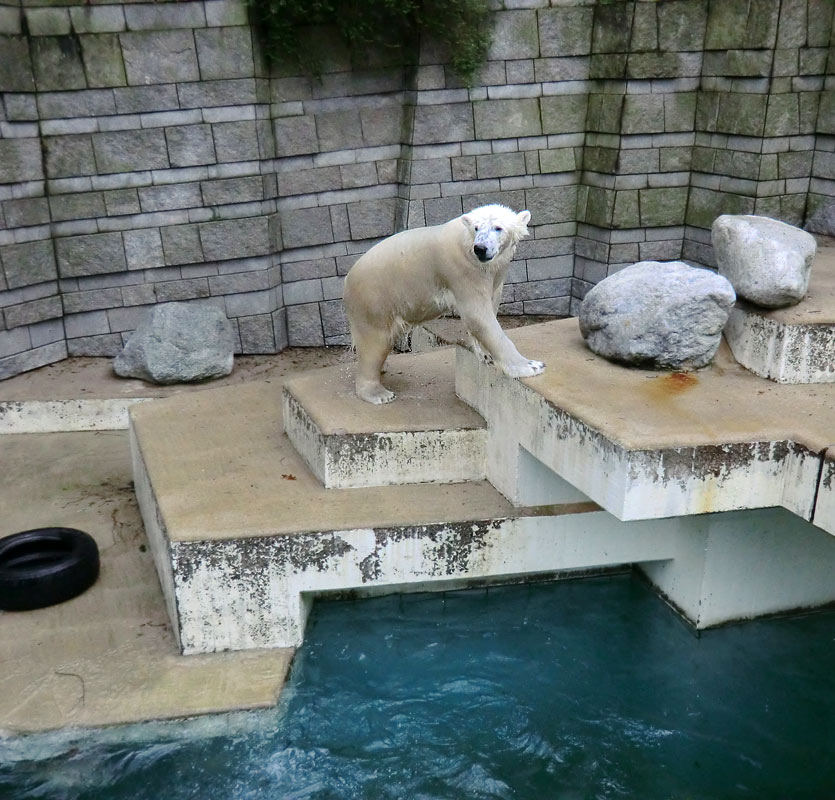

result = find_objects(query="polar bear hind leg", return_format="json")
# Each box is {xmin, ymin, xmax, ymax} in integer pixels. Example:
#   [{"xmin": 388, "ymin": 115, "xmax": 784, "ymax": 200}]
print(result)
[{"xmin": 349, "ymin": 318, "xmax": 397, "ymax": 404}]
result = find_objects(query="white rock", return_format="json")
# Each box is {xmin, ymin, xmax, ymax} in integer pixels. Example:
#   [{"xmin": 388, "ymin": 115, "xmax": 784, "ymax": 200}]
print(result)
[
  {"xmin": 579, "ymin": 260, "xmax": 735, "ymax": 370},
  {"xmin": 712, "ymin": 214, "xmax": 816, "ymax": 308}
]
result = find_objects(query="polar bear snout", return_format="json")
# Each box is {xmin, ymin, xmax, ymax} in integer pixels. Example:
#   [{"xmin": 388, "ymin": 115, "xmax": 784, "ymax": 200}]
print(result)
[{"xmin": 473, "ymin": 244, "xmax": 490, "ymax": 262}]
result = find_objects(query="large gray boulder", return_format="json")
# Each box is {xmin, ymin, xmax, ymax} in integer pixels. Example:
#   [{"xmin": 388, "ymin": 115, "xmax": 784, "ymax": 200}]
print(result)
[
  {"xmin": 712, "ymin": 215, "xmax": 816, "ymax": 308},
  {"xmin": 114, "ymin": 302, "xmax": 235, "ymax": 384},
  {"xmin": 579, "ymin": 261, "xmax": 736, "ymax": 370}
]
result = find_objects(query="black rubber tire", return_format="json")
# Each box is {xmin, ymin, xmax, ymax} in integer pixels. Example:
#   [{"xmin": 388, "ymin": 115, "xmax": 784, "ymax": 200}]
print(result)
[{"xmin": 0, "ymin": 528, "xmax": 100, "ymax": 611}]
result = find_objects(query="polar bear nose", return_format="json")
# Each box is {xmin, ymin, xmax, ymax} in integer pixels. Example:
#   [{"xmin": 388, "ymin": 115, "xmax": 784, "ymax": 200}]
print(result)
[{"xmin": 473, "ymin": 244, "xmax": 489, "ymax": 262}]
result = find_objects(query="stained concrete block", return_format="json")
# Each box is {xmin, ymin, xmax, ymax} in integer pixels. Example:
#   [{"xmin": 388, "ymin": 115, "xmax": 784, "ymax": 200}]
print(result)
[
  {"xmin": 161, "ymin": 224, "xmax": 204, "ymax": 266},
  {"xmin": 4, "ymin": 296, "xmax": 63, "ymax": 329},
  {"xmin": 413, "ymin": 104, "xmax": 474, "ymax": 146},
  {"xmin": 199, "ymin": 217, "xmax": 271, "ymax": 261},
  {"xmin": 488, "ymin": 10, "xmax": 539, "ymax": 60},
  {"xmin": 124, "ymin": 228, "xmax": 166, "ymax": 270},
  {"xmin": 195, "ymin": 26, "xmax": 254, "ymax": 80},
  {"xmin": 56, "ymin": 232, "xmax": 128, "ymax": 278},
  {"xmin": 0, "ymin": 37, "xmax": 35, "ymax": 92},
  {"xmin": 80, "ymin": 34, "xmax": 127, "ymax": 88},
  {"xmin": 0, "ymin": 240, "xmax": 57, "ymax": 290},
  {"xmin": 121, "ymin": 31, "xmax": 200, "ymax": 85},
  {"xmin": 273, "ymin": 115, "xmax": 319, "ymax": 158},
  {"xmin": 0, "ymin": 139, "xmax": 44, "ymax": 183},
  {"xmin": 286, "ymin": 302, "xmax": 324, "ymax": 346},
  {"xmin": 347, "ymin": 199, "xmax": 397, "ymax": 241},
  {"xmin": 212, "ymin": 120, "xmax": 261, "ymax": 163},
  {"xmin": 281, "ymin": 207, "xmax": 334, "ymax": 250},
  {"xmin": 165, "ymin": 124, "xmax": 216, "ymax": 168},
  {"xmin": 473, "ymin": 99, "xmax": 541, "ymax": 140},
  {"xmin": 2, "ymin": 198, "xmax": 50, "ymax": 228},
  {"xmin": 540, "ymin": 94, "xmax": 588, "ymax": 135},
  {"xmin": 93, "ymin": 129, "xmax": 169, "ymax": 174},
  {"xmin": 539, "ymin": 7, "xmax": 594, "ymax": 57},
  {"xmin": 30, "ymin": 36, "xmax": 86, "ymax": 91}
]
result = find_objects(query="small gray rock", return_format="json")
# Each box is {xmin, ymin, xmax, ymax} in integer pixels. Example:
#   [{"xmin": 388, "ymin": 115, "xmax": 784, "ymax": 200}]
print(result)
[
  {"xmin": 114, "ymin": 302, "xmax": 235, "ymax": 384},
  {"xmin": 712, "ymin": 214, "xmax": 816, "ymax": 308},
  {"xmin": 579, "ymin": 261, "xmax": 736, "ymax": 370},
  {"xmin": 805, "ymin": 200, "xmax": 835, "ymax": 237}
]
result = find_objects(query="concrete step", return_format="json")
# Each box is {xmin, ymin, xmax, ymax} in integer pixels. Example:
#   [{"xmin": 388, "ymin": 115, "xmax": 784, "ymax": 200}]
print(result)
[
  {"xmin": 282, "ymin": 348, "xmax": 487, "ymax": 489},
  {"xmin": 723, "ymin": 237, "xmax": 835, "ymax": 384}
]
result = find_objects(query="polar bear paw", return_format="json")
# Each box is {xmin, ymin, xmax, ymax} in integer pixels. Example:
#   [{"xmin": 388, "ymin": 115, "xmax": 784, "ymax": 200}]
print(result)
[
  {"xmin": 357, "ymin": 384, "xmax": 396, "ymax": 404},
  {"xmin": 504, "ymin": 359, "xmax": 545, "ymax": 379}
]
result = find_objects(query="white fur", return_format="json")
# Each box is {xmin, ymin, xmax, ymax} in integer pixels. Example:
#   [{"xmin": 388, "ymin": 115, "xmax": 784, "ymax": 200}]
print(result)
[{"xmin": 343, "ymin": 205, "xmax": 545, "ymax": 404}]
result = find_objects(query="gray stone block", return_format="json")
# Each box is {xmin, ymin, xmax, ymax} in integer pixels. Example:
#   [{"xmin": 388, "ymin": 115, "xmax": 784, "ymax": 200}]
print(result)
[
  {"xmin": 3, "ymin": 197, "xmax": 50, "ymax": 228},
  {"xmin": 178, "ymin": 78, "xmax": 257, "ymax": 109},
  {"xmin": 277, "ymin": 166, "xmax": 341, "ymax": 196},
  {"xmin": 200, "ymin": 217, "xmax": 271, "ymax": 260},
  {"xmin": 114, "ymin": 85, "xmax": 179, "ymax": 114},
  {"xmin": 64, "ymin": 309, "xmax": 111, "ymax": 339},
  {"xmin": 124, "ymin": 228, "xmax": 166, "ymax": 270},
  {"xmin": 315, "ymin": 109, "xmax": 364, "ymax": 153},
  {"xmin": 413, "ymin": 104, "xmax": 474, "ymax": 146},
  {"xmin": 69, "ymin": 6, "xmax": 126, "ymax": 34},
  {"xmin": 658, "ymin": 0, "xmax": 708, "ymax": 52},
  {"xmin": 477, "ymin": 153, "xmax": 526, "ymax": 180},
  {"xmin": 286, "ymin": 302, "xmax": 323, "ymax": 346},
  {"xmin": 539, "ymin": 7, "xmax": 594, "ymax": 57},
  {"xmin": 4, "ymin": 93, "xmax": 39, "ymax": 122},
  {"xmin": 0, "ymin": 341, "xmax": 66, "ymax": 380},
  {"xmin": 281, "ymin": 207, "xmax": 334, "ymax": 249},
  {"xmin": 474, "ymin": 99, "xmax": 542, "ymax": 140},
  {"xmin": 320, "ymin": 299, "xmax": 348, "ymax": 338},
  {"xmin": 80, "ymin": 34, "xmax": 127, "ymax": 88},
  {"xmin": 121, "ymin": 31, "xmax": 199, "ymax": 85},
  {"xmin": 489, "ymin": 10, "xmax": 539, "ymax": 60},
  {"xmin": 67, "ymin": 333, "xmax": 124, "ymax": 357},
  {"xmin": 49, "ymin": 192, "xmax": 106, "ymax": 222},
  {"xmin": 124, "ymin": 2, "xmax": 206, "ymax": 31},
  {"xmin": 165, "ymin": 124, "xmax": 216, "ymax": 168},
  {"xmin": 360, "ymin": 105, "xmax": 404, "ymax": 148},
  {"xmin": 161, "ymin": 224, "xmax": 203, "ymax": 266},
  {"xmin": 4, "ymin": 295, "xmax": 62, "ymax": 329},
  {"xmin": 114, "ymin": 302, "xmax": 235, "ymax": 384},
  {"xmin": 523, "ymin": 297, "xmax": 570, "ymax": 316},
  {"xmin": 104, "ymin": 189, "xmax": 141, "ymax": 216},
  {"xmin": 30, "ymin": 317, "xmax": 65, "ymax": 347},
  {"xmin": 213, "ymin": 120, "xmax": 261, "ymax": 162},
  {"xmin": 281, "ymin": 257, "xmax": 336, "ymax": 283},
  {"xmin": 139, "ymin": 183, "xmax": 202, "ymax": 213},
  {"xmin": 122, "ymin": 283, "xmax": 157, "ymax": 307},
  {"xmin": 93, "ymin": 129, "xmax": 169, "ymax": 173},
  {"xmin": 56, "ymin": 232, "xmax": 127, "ymax": 278},
  {"xmin": 273, "ymin": 115, "xmax": 318, "ymax": 158},
  {"xmin": 0, "ymin": 138, "xmax": 44, "ymax": 183},
  {"xmin": 347, "ymin": 198, "xmax": 397, "ymax": 240},
  {"xmin": 0, "ymin": 37, "xmax": 36, "ymax": 92},
  {"xmin": 201, "ymin": 176, "xmax": 264, "ymax": 206},
  {"xmin": 195, "ymin": 26, "xmax": 253, "ymax": 80},
  {"xmin": 154, "ymin": 277, "xmax": 210, "ymax": 303},
  {"xmin": 31, "ymin": 36, "xmax": 86, "ymax": 91},
  {"xmin": 224, "ymin": 288, "xmax": 276, "ymax": 317},
  {"xmin": 44, "ymin": 135, "xmax": 96, "ymax": 179},
  {"xmin": 25, "ymin": 8, "xmax": 71, "ymax": 37},
  {"xmin": 424, "ymin": 196, "xmax": 464, "ymax": 225},
  {"xmin": 0, "ymin": 326, "xmax": 31, "ymax": 358},
  {"xmin": 62, "ymin": 287, "xmax": 123, "ymax": 314},
  {"xmin": 238, "ymin": 313, "xmax": 276, "ymax": 353},
  {"xmin": 38, "ymin": 88, "xmax": 117, "ymax": 120},
  {"xmin": 540, "ymin": 95, "xmax": 589, "ymax": 135},
  {"xmin": 209, "ymin": 270, "xmax": 270, "ymax": 295},
  {"xmin": 1, "ymin": 240, "xmax": 57, "ymax": 289},
  {"xmin": 525, "ymin": 186, "xmax": 577, "ymax": 224}
]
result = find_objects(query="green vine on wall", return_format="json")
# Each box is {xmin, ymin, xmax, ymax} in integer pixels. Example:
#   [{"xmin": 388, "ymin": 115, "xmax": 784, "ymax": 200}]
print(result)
[{"xmin": 247, "ymin": 0, "xmax": 492, "ymax": 85}]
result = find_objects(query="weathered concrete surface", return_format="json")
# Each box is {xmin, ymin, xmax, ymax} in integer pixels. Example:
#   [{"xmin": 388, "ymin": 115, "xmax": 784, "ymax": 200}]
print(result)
[
  {"xmin": 457, "ymin": 319, "xmax": 835, "ymax": 524},
  {"xmin": 0, "ymin": 347, "xmax": 352, "ymax": 433},
  {"xmin": 723, "ymin": 238, "xmax": 835, "ymax": 383},
  {"xmin": 0, "ymin": 431, "xmax": 292, "ymax": 735},
  {"xmin": 283, "ymin": 349, "xmax": 487, "ymax": 488}
]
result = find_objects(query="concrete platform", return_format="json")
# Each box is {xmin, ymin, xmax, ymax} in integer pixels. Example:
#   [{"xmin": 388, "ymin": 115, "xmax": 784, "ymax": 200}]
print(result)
[
  {"xmin": 0, "ymin": 348, "xmax": 353, "ymax": 434},
  {"xmin": 459, "ymin": 319, "xmax": 835, "ymax": 525},
  {"xmin": 723, "ymin": 236, "xmax": 835, "ymax": 383},
  {"xmin": 283, "ymin": 349, "xmax": 487, "ymax": 487},
  {"xmin": 0, "ymin": 430, "xmax": 292, "ymax": 736}
]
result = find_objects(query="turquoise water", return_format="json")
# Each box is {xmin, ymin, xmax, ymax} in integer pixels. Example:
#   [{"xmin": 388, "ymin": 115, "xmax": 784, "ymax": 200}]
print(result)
[{"xmin": 3, "ymin": 575, "xmax": 835, "ymax": 799}]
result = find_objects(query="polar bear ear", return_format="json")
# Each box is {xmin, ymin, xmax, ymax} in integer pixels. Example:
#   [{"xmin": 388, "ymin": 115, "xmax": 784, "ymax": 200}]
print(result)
[
  {"xmin": 515, "ymin": 210, "xmax": 531, "ymax": 236},
  {"xmin": 461, "ymin": 214, "xmax": 476, "ymax": 233}
]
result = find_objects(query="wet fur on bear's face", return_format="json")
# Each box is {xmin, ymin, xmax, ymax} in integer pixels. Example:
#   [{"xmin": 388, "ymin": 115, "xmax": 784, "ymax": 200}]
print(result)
[{"xmin": 461, "ymin": 204, "xmax": 531, "ymax": 265}]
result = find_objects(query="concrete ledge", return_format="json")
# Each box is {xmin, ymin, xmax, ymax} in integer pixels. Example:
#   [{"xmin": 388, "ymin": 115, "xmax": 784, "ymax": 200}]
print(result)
[
  {"xmin": 723, "ymin": 240, "xmax": 835, "ymax": 384},
  {"xmin": 456, "ymin": 319, "xmax": 835, "ymax": 532},
  {"xmin": 282, "ymin": 349, "xmax": 486, "ymax": 488}
]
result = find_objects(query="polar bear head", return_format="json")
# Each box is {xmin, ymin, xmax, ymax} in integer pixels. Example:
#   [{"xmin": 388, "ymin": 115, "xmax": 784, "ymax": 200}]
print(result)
[{"xmin": 461, "ymin": 204, "xmax": 531, "ymax": 265}]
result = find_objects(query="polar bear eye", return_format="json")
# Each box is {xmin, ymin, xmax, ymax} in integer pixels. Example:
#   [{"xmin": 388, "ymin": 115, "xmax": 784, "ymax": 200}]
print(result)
[{"xmin": 493, "ymin": 226, "xmax": 503, "ymax": 233}]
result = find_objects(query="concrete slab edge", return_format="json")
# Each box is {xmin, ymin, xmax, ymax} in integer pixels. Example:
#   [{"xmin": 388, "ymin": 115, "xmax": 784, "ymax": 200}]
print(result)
[{"xmin": 0, "ymin": 397, "xmax": 150, "ymax": 434}]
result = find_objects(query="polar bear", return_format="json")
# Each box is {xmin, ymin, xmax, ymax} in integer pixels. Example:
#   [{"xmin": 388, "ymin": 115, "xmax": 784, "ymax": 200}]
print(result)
[{"xmin": 343, "ymin": 204, "xmax": 546, "ymax": 404}]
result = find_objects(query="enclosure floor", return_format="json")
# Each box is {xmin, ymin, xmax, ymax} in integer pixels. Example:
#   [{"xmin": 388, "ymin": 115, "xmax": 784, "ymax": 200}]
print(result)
[{"xmin": 0, "ymin": 430, "xmax": 294, "ymax": 735}]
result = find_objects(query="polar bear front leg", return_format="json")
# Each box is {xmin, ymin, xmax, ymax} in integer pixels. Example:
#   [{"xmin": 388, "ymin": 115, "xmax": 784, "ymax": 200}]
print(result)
[
  {"xmin": 461, "ymin": 304, "xmax": 545, "ymax": 380},
  {"xmin": 352, "ymin": 324, "xmax": 396, "ymax": 404}
]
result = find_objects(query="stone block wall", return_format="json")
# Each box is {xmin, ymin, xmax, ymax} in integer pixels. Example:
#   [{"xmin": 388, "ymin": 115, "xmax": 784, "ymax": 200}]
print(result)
[{"xmin": 0, "ymin": 0, "xmax": 833, "ymax": 376}]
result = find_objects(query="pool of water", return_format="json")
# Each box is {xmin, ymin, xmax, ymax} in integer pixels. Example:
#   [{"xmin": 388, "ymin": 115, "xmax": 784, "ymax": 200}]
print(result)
[{"xmin": 3, "ymin": 574, "xmax": 835, "ymax": 799}]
